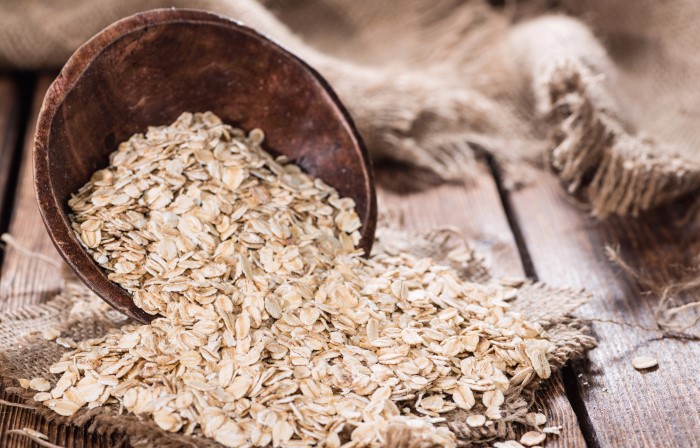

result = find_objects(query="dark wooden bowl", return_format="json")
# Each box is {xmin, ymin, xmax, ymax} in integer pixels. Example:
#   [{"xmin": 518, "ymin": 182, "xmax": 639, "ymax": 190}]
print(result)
[{"xmin": 34, "ymin": 8, "xmax": 376, "ymax": 323}]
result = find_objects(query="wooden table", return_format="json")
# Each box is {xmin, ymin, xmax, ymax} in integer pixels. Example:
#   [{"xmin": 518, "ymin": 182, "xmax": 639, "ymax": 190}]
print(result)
[{"xmin": 0, "ymin": 74, "xmax": 698, "ymax": 447}]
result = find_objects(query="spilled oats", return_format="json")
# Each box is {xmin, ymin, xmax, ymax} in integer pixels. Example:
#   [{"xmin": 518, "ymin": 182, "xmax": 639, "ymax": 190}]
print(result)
[{"xmin": 32, "ymin": 112, "xmax": 559, "ymax": 447}]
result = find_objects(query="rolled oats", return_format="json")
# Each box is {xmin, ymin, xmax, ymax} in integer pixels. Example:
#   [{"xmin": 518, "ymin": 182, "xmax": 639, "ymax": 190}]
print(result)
[{"xmin": 36, "ymin": 112, "xmax": 558, "ymax": 448}]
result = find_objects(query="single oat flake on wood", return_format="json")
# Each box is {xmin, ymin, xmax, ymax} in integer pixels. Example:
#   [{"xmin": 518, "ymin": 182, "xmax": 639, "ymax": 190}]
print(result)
[
  {"xmin": 520, "ymin": 431, "xmax": 546, "ymax": 446},
  {"xmin": 34, "ymin": 112, "xmax": 560, "ymax": 447},
  {"xmin": 632, "ymin": 356, "xmax": 658, "ymax": 370}
]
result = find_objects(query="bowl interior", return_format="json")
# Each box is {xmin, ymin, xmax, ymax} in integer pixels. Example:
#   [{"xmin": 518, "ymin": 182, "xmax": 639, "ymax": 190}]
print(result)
[{"xmin": 35, "ymin": 9, "xmax": 375, "ymax": 322}]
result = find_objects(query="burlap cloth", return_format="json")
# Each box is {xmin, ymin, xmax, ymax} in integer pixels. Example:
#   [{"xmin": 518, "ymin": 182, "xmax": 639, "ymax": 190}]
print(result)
[
  {"xmin": 3, "ymin": 0, "xmax": 700, "ymax": 216},
  {"xmin": 0, "ymin": 226, "xmax": 595, "ymax": 447}
]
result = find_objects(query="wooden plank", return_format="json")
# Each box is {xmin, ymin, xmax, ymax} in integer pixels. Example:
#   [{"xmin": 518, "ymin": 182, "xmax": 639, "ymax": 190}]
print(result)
[
  {"xmin": 0, "ymin": 76, "xmax": 63, "ymax": 310},
  {"xmin": 377, "ymin": 168, "xmax": 524, "ymax": 278},
  {"xmin": 0, "ymin": 75, "xmax": 112, "ymax": 448},
  {"xmin": 508, "ymin": 171, "xmax": 700, "ymax": 447},
  {"xmin": 0, "ymin": 75, "xmax": 21, "ymax": 237},
  {"xmin": 377, "ymin": 162, "xmax": 586, "ymax": 448},
  {"xmin": 0, "ymin": 73, "xmax": 38, "ymax": 448}
]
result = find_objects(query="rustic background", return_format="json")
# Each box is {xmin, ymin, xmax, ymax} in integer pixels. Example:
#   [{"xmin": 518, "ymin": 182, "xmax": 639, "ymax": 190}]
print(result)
[{"xmin": 0, "ymin": 74, "xmax": 699, "ymax": 447}]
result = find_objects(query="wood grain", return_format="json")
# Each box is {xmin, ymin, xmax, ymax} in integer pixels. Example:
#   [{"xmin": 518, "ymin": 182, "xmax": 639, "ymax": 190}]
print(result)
[
  {"xmin": 0, "ymin": 76, "xmax": 113, "ymax": 448},
  {"xmin": 508, "ymin": 170, "xmax": 700, "ymax": 447},
  {"xmin": 0, "ymin": 77, "xmax": 63, "ymax": 310},
  {"xmin": 378, "ymin": 168, "xmax": 523, "ymax": 278},
  {"xmin": 377, "ymin": 162, "xmax": 587, "ymax": 448}
]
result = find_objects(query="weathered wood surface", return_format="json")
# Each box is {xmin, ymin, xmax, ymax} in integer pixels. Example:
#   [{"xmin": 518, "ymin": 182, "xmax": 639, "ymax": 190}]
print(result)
[
  {"xmin": 1, "ymin": 72, "xmax": 699, "ymax": 448},
  {"xmin": 0, "ymin": 76, "xmax": 114, "ymax": 448},
  {"xmin": 508, "ymin": 171, "xmax": 700, "ymax": 447},
  {"xmin": 377, "ymin": 164, "xmax": 587, "ymax": 448},
  {"xmin": 377, "ymin": 170, "xmax": 524, "ymax": 278},
  {"xmin": 0, "ymin": 77, "xmax": 64, "ymax": 310}
]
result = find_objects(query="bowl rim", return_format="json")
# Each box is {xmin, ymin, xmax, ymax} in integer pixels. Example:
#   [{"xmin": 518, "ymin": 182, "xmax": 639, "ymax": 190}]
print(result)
[{"xmin": 33, "ymin": 8, "xmax": 377, "ymax": 323}]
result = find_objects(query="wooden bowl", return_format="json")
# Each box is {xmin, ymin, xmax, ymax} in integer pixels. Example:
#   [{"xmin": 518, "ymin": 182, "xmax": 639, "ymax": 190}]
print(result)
[{"xmin": 34, "ymin": 8, "xmax": 376, "ymax": 323}]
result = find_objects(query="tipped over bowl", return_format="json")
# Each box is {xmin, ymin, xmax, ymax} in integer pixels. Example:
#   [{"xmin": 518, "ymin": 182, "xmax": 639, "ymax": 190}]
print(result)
[{"xmin": 33, "ymin": 9, "xmax": 376, "ymax": 323}]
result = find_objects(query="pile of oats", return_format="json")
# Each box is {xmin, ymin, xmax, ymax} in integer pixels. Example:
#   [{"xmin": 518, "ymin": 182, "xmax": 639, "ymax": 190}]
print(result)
[{"xmin": 30, "ymin": 112, "xmax": 556, "ymax": 447}]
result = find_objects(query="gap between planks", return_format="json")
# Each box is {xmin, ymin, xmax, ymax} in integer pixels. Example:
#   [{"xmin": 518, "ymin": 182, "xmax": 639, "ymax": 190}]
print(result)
[
  {"xmin": 0, "ymin": 73, "xmax": 35, "ymax": 270},
  {"xmin": 377, "ymin": 161, "xmax": 587, "ymax": 448},
  {"xmin": 485, "ymin": 156, "xmax": 599, "ymax": 448}
]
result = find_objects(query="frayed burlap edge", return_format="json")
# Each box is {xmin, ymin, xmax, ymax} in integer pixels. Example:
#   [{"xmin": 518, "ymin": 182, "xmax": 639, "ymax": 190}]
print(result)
[
  {"xmin": 542, "ymin": 60, "xmax": 700, "ymax": 217},
  {"xmin": 506, "ymin": 14, "xmax": 700, "ymax": 218},
  {"xmin": 605, "ymin": 246, "xmax": 700, "ymax": 336},
  {"xmin": 0, "ymin": 226, "xmax": 595, "ymax": 448}
]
